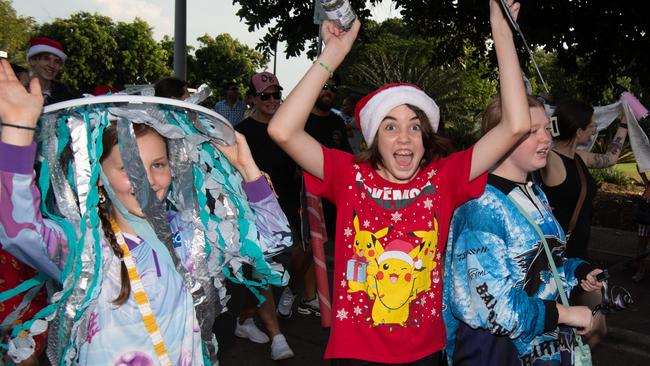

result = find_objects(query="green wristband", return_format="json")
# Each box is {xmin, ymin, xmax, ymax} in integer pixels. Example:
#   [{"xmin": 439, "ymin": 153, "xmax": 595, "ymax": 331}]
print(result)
[{"xmin": 314, "ymin": 59, "xmax": 334, "ymax": 78}]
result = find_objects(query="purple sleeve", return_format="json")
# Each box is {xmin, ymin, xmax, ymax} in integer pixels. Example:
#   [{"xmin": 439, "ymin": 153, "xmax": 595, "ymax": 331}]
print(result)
[
  {"xmin": 242, "ymin": 176, "xmax": 293, "ymax": 252},
  {"xmin": 241, "ymin": 175, "xmax": 274, "ymax": 203},
  {"xmin": 0, "ymin": 142, "xmax": 67, "ymax": 282}
]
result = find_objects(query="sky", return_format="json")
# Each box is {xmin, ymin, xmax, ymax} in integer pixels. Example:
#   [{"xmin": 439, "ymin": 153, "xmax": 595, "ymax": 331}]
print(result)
[{"xmin": 14, "ymin": 0, "xmax": 400, "ymax": 93}]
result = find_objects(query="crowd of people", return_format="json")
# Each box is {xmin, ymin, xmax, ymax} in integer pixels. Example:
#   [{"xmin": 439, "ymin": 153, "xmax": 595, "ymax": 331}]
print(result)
[{"xmin": 1, "ymin": 0, "xmax": 649, "ymax": 365}]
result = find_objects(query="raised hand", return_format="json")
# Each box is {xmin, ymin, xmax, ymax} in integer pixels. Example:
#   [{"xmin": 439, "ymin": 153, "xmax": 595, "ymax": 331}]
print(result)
[
  {"xmin": 0, "ymin": 59, "xmax": 43, "ymax": 129},
  {"xmin": 320, "ymin": 19, "xmax": 361, "ymax": 63},
  {"xmin": 490, "ymin": 0, "xmax": 521, "ymax": 32},
  {"xmin": 213, "ymin": 132, "xmax": 262, "ymax": 182}
]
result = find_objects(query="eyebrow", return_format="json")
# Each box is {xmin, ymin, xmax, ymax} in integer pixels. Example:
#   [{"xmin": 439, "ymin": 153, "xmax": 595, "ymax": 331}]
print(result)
[
  {"xmin": 151, "ymin": 156, "xmax": 169, "ymax": 163},
  {"xmin": 381, "ymin": 115, "xmax": 420, "ymax": 122}
]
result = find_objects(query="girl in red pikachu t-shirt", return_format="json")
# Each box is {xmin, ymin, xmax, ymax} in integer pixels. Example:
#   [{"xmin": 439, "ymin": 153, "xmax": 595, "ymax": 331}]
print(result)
[{"xmin": 268, "ymin": 0, "xmax": 531, "ymax": 363}]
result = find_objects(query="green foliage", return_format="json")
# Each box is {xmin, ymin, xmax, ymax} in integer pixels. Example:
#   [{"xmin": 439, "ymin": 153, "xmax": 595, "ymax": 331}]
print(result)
[
  {"xmin": 0, "ymin": 0, "xmax": 35, "ymax": 64},
  {"xmin": 191, "ymin": 33, "xmax": 267, "ymax": 104},
  {"xmin": 35, "ymin": 13, "xmax": 170, "ymax": 94},
  {"xmin": 337, "ymin": 18, "xmax": 495, "ymax": 149},
  {"xmin": 232, "ymin": 0, "xmax": 650, "ymax": 105},
  {"xmin": 589, "ymin": 167, "xmax": 634, "ymax": 188}
]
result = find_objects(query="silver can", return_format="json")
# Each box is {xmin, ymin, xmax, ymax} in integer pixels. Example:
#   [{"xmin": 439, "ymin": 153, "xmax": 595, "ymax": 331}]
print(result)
[{"xmin": 320, "ymin": 0, "xmax": 357, "ymax": 31}]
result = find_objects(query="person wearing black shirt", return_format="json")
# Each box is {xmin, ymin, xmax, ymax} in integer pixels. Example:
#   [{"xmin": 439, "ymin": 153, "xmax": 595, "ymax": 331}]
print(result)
[
  {"xmin": 26, "ymin": 37, "xmax": 76, "ymax": 106},
  {"xmin": 234, "ymin": 71, "xmax": 295, "ymax": 361}
]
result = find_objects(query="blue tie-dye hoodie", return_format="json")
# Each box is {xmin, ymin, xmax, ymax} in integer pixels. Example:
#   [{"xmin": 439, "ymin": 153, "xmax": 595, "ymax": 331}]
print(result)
[{"xmin": 443, "ymin": 174, "xmax": 593, "ymax": 366}]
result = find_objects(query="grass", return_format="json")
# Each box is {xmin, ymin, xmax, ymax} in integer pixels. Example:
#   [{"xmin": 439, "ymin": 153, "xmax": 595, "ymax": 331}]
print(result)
[{"xmin": 615, "ymin": 163, "xmax": 644, "ymax": 184}]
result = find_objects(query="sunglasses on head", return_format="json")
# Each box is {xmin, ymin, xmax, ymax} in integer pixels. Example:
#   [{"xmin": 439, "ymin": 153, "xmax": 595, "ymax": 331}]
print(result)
[
  {"xmin": 257, "ymin": 91, "xmax": 282, "ymax": 101},
  {"xmin": 323, "ymin": 83, "xmax": 338, "ymax": 92}
]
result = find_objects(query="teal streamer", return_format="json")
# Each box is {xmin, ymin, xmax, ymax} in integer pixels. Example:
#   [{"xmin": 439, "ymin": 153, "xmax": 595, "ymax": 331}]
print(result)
[{"xmin": 0, "ymin": 273, "xmax": 47, "ymax": 302}]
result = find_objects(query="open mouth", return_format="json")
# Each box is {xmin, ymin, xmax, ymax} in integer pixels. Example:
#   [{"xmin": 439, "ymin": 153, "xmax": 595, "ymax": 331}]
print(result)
[
  {"xmin": 389, "ymin": 273, "xmax": 398, "ymax": 284},
  {"xmin": 536, "ymin": 147, "xmax": 549, "ymax": 158},
  {"xmin": 394, "ymin": 151, "xmax": 414, "ymax": 167}
]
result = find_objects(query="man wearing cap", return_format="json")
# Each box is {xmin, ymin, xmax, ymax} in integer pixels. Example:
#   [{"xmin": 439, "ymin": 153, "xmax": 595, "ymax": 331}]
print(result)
[
  {"xmin": 305, "ymin": 75, "xmax": 352, "ymax": 154},
  {"xmin": 214, "ymin": 82, "xmax": 247, "ymax": 126},
  {"xmin": 234, "ymin": 71, "xmax": 296, "ymax": 361},
  {"xmin": 26, "ymin": 37, "xmax": 75, "ymax": 105}
]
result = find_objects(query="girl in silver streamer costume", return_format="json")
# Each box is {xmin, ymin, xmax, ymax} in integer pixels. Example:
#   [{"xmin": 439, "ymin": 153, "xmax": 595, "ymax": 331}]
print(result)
[{"xmin": 0, "ymin": 59, "xmax": 292, "ymax": 365}]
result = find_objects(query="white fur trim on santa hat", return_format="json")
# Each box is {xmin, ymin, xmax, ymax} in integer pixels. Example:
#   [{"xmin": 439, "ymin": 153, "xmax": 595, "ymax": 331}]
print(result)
[
  {"xmin": 26, "ymin": 45, "xmax": 66, "ymax": 63},
  {"xmin": 378, "ymin": 251, "xmax": 414, "ymax": 266},
  {"xmin": 358, "ymin": 85, "xmax": 439, "ymax": 144}
]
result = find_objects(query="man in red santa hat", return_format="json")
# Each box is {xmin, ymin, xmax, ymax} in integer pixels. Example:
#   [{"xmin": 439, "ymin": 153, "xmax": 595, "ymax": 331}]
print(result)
[{"xmin": 26, "ymin": 36, "xmax": 76, "ymax": 105}]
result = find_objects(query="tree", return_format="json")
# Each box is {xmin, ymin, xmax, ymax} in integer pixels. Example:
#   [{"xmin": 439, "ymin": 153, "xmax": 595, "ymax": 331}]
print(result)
[
  {"xmin": 0, "ymin": 0, "xmax": 35, "ymax": 64},
  {"xmin": 232, "ymin": 0, "xmax": 649, "ymax": 103},
  {"xmin": 159, "ymin": 35, "xmax": 197, "ymax": 84},
  {"xmin": 336, "ymin": 18, "xmax": 495, "ymax": 148},
  {"xmin": 192, "ymin": 33, "xmax": 267, "ymax": 100},
  {"xmin": 35, "ymin": 13, "xmax": 170, "ymax": 94}
]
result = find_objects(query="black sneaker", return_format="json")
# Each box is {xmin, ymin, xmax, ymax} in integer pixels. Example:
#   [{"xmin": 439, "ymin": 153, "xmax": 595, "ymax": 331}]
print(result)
[{"xmin": 297, "ymin": 298, "xmax": 320, "ymax": 316}]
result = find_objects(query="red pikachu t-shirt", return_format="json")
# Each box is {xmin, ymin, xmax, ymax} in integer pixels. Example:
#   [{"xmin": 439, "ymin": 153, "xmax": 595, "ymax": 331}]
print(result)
[{"xmin": 305, "ymin": 146, "xmax": 487, "ymax": 363}]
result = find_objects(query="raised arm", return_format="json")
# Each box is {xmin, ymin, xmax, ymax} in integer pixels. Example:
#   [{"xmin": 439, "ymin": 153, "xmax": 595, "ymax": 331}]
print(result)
[
  {"xmin": 469, "ymin": 0, "xmax": 531, "ymax": 180},
  {"xmin": 577, "ymin": 124, "xmax": 627, "ymax": 169},
  {"xmin": 268, "ymin": 20, "xmax": 361, "ymax": 180},
  {"xmin": 0, "ymin": 59, "xmax": 67, "ymax": 280},
  {"xmin": 214, "ymin": 132, "xmax": 293, "ymax": 253}
]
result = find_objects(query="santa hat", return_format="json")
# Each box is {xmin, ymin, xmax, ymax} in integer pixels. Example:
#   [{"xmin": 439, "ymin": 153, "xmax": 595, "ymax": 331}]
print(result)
[
  {"xmin": 354, "ymin": 83, "xmax": 440, "ymax": 145},
  {"xmin": 26, "ymin": 37, "xmax": 67, "ymax": 62},
  {"xmin": 378, "ymin": 239, "xmax": 421, "ymax": 269}
]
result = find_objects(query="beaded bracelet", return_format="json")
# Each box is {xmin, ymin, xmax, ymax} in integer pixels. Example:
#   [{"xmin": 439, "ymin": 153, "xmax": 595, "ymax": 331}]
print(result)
[
  {"xmin": 314, "ymin": 59, "xmax": 334, "ymax": 78},
  {"xmin": 0, "ymin": 122, "xmax": 36, "ymax": 131}
]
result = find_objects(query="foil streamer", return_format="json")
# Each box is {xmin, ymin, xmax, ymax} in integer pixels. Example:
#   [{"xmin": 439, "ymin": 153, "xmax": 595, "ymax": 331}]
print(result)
[
  {"xmin": 115, "ymin": 118, "xmax": 218, "ymax": 363},
  {"xmin": 109, "ymin": 106, "xmax": 186, "ymax": 139},
  {"xmin": 41, "ymin": 115, "xmax": 81, "ymax": 222},
  {"xmin": 42, "ymin": 113, "xmax": 104, "ymax": 364},
  {"xmin": 29, "ymin": 98, "xmax": 288, "ymax": 365},
  {"xmin": 184, "ymin": 83, "xmax": 212, "ymax": 105},
  {"xmin": 167, "ymin": 138, "xmax": 221, "ymax": 356}
]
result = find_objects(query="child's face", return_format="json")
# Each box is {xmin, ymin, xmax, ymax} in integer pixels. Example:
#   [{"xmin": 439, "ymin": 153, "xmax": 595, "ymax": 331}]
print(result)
[
  {"xmin": 29, "ymin": 53, "xmax": 63, "ymax": 81},
  {"xmin": 101, "ymin": 131, "xmax": 172, "ymax": 217},
  {"xmin": 375, "ymin": 104, "xmax": 425, "ymax": 183},
  {"xmin": 509, "ymin": 107, "xmax": 552, "ymax": 173}
]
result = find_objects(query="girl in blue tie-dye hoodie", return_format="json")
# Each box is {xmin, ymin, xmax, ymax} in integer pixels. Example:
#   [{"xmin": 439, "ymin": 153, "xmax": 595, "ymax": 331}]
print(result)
[{"xmin": 444, "ymin": 95, "xmax": 604, "ymax": 366}]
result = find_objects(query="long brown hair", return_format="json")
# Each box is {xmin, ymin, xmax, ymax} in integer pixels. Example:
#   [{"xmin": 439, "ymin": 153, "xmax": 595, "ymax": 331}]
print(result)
[
  {"xmin": 481, "ymin": 94, "xmax": 544, "ymax": 136},
  {"xmin": 355, "ymin": 103, "xmax": 454, "ymax": 170},
  {"xmin": 97, "ymin": 123, "xmax": 160, "ymax": 305}
]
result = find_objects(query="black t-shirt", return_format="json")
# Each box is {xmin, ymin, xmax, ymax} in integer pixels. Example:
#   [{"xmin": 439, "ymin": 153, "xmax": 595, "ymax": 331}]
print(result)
[
  {"xmin": 305, "ymin": 112, "xmax": 353, "ymax": 153},
  {"xmin": 236, "ymin": 117, "xmax": 302, "ymax": 230},
  {"xmin": 44, "ymin": 81, "xmax": 76, "ymax": 106},
  {"xmin": 541, "ymin": 152, "xmax": 597, "ymax": 260}
]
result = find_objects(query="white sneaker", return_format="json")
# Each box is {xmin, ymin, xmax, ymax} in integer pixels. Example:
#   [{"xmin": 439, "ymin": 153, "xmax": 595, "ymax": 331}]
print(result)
[
  {"xmin": 234, "ymin": 317, "xmax": 270, "ymax": 344},
  {"xmin": 277, "ymin": 287, "xmax": 296, "ymax": 319},
  {"xmin": 270, "ymin": 334, "xmax": 294, "ymax": 360}
]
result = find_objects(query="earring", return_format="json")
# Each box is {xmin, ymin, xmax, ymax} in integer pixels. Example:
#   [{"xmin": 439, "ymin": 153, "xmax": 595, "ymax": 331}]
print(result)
[{"xmin": 99, "ymin": 190, "xmax": 107, "ymax": 204}]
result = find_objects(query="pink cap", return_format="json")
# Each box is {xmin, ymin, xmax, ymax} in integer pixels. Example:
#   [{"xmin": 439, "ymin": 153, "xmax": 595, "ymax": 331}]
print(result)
[
  {"xmin": 620, "ymin": 92, "xmax": 649, "ymax": 120},
  {"xmin": 251, "ymin": 72, "xmax": 283, "ymax": 93}
]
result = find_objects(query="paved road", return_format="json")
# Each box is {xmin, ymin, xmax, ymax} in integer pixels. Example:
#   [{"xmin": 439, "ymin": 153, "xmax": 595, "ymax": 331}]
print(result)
[{"xmin": 218, "ymin": 226, "xmax": 650, "ymax": 365}]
